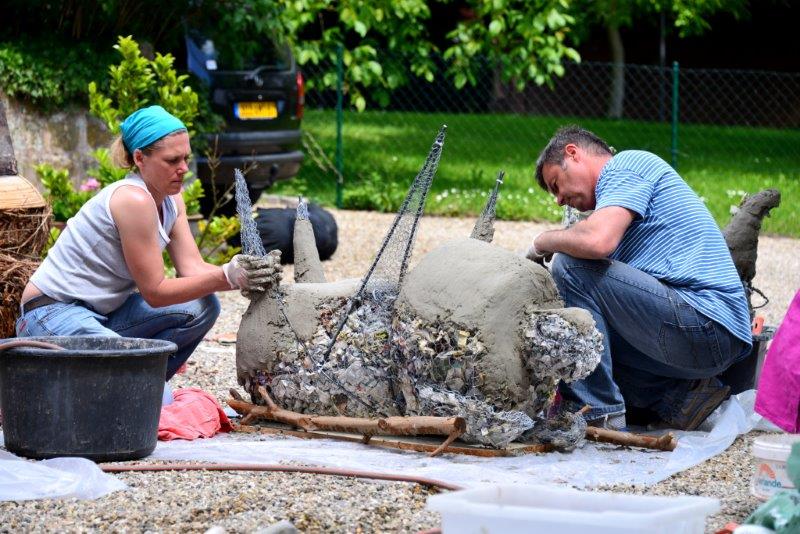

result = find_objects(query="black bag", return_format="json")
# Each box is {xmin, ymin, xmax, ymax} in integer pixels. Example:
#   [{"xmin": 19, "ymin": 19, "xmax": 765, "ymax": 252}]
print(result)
[{"xmin": 248, "ymin": 204, "xmax": 338, "ymax": 264}]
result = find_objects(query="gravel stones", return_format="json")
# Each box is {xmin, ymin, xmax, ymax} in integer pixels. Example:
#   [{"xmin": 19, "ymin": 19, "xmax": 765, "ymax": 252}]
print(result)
[{"xmin": 1, "ymin": 207, "xmax": 796, "ymax": 532}]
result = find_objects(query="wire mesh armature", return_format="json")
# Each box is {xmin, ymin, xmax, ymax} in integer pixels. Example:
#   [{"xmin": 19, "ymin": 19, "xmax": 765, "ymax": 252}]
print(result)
[
  {"xmin": 234, "ymin": 168, "xmax": 266, "ymax": 257},
  {"xmin": 320, "ymin": 125, "xmax": 448, "ymax": 361},
  {"xmin": 296, "ymin": 196, "xmax": 309, "ymax": 220},
  {"xmin": 470, "ymin": 170, "xmax": 504, "ymax": 242}
]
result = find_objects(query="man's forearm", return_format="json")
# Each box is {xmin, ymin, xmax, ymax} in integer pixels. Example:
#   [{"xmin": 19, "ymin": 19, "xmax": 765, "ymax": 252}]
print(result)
[{"xmin": 534, "ymin": 225, "xmax": 610, "ymax": 260}]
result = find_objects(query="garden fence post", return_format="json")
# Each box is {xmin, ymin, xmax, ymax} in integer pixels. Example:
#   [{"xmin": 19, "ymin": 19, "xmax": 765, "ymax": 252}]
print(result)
[
  {"xmin": 671, "ymin": 61, "xmax": 679, "ymax": 170},
  {"xmin": 335, "ymin": 43, "xmax": 344, "ymax": 209}
]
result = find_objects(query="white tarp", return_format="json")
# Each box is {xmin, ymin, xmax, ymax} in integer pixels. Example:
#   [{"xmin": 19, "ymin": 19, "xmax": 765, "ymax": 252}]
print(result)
[
  {"xmin": 0, "ymin": 390, "xmax": 780, "ymax": 500},
  {"xmin": 149, "ymin": 390, "xmax": 775, "ymax": 488},
  {"xmin": 0, "ymin": 451, "xmax": 126, "ymax": 501}
]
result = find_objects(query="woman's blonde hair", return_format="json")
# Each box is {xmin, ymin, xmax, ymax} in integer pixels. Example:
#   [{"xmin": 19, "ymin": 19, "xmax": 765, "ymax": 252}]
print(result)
[
  {"xmin": 110, "ymin": 137, "xmax": 134, "ymax": 168},
  {"xmin": 110, "ymin": 130, "xmax": 188, "ymax": 170}
]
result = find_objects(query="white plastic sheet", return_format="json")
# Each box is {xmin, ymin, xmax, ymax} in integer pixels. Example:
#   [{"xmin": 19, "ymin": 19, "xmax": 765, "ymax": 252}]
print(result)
[
  {"xmin": 150, "ymin": 390, "xmax": 781, "ymax": 489},
  {"xmin": 0, "ymin": 446, "xmax": 127, "ymax": 501},
  {"xmin": 0, "ymin": 390, "xmax": 781, "ymax": 500}
]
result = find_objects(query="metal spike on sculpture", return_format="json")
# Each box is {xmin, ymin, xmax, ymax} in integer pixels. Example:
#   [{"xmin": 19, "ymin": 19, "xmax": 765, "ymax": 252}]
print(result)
[
  {"xmin": 234, "ymin": 169, "xmax": 267, "ymax": 257},
  {"xmin": 470, "ymin": 170, "xmax": 504, "ymax": 243},
  {"xmin": 320, "ymin": 125, "xmax": 447, "ymax": 360}
]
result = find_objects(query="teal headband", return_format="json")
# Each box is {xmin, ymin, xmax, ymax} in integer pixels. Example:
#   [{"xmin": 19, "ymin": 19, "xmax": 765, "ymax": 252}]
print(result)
[{"xmin": 120, "ymin": 105, "xmax": 186, "ymax": 153}]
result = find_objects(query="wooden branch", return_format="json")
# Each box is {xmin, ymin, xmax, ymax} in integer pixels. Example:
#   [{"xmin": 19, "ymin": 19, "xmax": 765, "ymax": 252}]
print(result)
[
  {"xmin": 226, "ymin": 386, "xmax": 465, "ymax": 439},
  {"xmin": 585, "ymin": 426, "xmax": 677, "ymax": 452},
  {"xmin": 428, "ymin": 428, "xmax": 464, "ymax": 458}
]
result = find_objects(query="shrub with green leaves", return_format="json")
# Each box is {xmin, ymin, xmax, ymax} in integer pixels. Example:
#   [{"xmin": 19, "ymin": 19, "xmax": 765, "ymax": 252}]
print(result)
[
  {"xmin": 36, "ymin": 164, "xmax": 98, "ymax": 222},
  {"xmin": 0, "ymin": 40, "xmax": 112, "ymax": 111},
  {"xmin": 182, "ymin": 180, "xmax": 205, "ymax": 216},
  {"xmin": 89, "ymin": 36, "xmax": 198, "ymax": 136}
]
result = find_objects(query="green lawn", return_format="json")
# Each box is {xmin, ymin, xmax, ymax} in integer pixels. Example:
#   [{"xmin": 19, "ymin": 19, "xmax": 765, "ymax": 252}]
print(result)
[{"xmin": 273, "ymin": 109, "xmax": 800, "ymax": 237}]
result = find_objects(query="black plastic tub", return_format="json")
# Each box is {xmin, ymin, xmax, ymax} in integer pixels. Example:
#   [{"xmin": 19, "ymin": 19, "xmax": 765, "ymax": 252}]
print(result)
[
  {"xmin": 719, "ymin": 327, "xmax": 777, "ymax": 395},
  {"xmin": 0, "ymin": 336, "xmax": 176, "ymax": 461}
]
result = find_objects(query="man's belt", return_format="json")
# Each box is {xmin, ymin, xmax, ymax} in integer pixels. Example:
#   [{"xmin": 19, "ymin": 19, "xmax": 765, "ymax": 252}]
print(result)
[{"xmin": 20, "ymin": 295, "xmax": 61, "ymax": 315}]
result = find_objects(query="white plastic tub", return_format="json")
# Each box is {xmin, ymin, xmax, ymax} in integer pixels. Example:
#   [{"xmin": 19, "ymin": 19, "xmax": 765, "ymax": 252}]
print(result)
[
  {"xmin": 427, "ymin": 484, "xmax": 719, "ymax": 534},
  {"xmin": 751, "ymin": 433, "xmax": 800, "ymax": 500}
]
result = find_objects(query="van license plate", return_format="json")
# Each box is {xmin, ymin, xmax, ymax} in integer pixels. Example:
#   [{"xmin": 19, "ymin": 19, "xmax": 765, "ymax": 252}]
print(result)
[{"xmin": 235, "ymin": 101, "xmax": 278, "ymax": 120}]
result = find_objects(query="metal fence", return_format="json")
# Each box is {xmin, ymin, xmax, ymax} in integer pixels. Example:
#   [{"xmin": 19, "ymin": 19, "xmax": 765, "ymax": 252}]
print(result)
[{"xmin": 296, "ymin": 52, "xmax": 800, "ymax": 207}]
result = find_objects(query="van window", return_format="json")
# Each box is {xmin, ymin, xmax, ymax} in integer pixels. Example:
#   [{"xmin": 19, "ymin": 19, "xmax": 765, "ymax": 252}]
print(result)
[{"xmin": 186, "ymin": 30, "xmax": 290, "ymax": 72}]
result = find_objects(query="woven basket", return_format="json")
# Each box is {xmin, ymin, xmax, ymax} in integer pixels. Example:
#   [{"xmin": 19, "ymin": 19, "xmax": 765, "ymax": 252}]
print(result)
[{"xmin": 0, "ymin": 175, "xmax": 50, "ymax": 338}]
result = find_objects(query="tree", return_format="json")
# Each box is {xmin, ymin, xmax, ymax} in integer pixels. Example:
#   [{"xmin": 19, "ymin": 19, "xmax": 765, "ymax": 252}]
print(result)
[
  {"xmin": 571, "ymin": 0, "xmax": 749, "ymax": 118},
  {"xmin": 4, "ymin": 0, "xmax": 582, "ymax": 110},
  {"xmin": 203, "ymin": 0, "xmax": 580, "ymax": 110}
]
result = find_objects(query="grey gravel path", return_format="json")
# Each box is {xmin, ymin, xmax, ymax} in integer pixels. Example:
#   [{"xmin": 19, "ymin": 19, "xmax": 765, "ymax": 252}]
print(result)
[{"xmin": 1, "ymin": 207, "xmax": 797, "ymax": 533}]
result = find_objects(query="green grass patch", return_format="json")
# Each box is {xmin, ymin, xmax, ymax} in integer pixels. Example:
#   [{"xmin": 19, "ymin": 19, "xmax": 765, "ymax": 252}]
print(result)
[{"xmin": 274, "ymin": 109, "xmax": 800, "ymax": 237}]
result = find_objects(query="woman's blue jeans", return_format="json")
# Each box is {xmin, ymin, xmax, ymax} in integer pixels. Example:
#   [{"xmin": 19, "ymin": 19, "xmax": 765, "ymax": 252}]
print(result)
[
  {"xmin": 550, "ymin": 254, "xmax": 749, "ymax": 422},
  {"xmin": 16, "ymin": 293, "xmax": 221, "ymax": 381}
]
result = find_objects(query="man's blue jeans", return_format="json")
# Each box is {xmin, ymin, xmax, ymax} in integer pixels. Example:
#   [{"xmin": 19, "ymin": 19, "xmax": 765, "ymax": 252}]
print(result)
[
  {"xmin": 16, "ymin": 294, "xmax": 220, "ymax": 380},
  {"xmin": 550, "ymin": 254, "xmax": 749, "ymax": 423}
]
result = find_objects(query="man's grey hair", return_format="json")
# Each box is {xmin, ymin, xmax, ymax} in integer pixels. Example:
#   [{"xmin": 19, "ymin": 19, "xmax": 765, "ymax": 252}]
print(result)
[{"xmin": 534, "ymin": 125, "xmax": 613, "ymax": 191}]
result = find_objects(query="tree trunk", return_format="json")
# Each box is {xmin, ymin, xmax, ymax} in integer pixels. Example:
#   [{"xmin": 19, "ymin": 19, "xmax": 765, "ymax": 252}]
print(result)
[
  {"xmin": 607, "ymin": 23, "xmax": 626, "ymax": 119},
  {"xmin": 0, "ymin": 101, "xmax": 18, "ymax": 176}
]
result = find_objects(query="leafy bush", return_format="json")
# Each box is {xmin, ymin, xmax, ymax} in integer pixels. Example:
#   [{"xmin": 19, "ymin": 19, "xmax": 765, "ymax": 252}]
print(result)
[
  {"xmin": 342, "ymin": 172, "xmax": 405, "ymax": 212},
  {"xmin": 36, "ymin": 164, "xmax": 98, "ymax": 222},
  {"xmin": 0, "ymin": 40, "xmax": 112, "ymax": 110},
  {"xmin": 89, "ymin": 36, "xmax": 198, "ymax": 136},
  {"xmin": 182, "ymin": 180, "xmax": 205, "ymax": 217}
]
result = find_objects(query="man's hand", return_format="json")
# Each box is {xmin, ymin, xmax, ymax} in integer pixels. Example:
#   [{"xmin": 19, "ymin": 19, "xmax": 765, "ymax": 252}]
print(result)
[
  {"xmin": 222, "ymin": 250, "xmax": 283, "ymax": 293},
  {"xmin": 525, "ymin": 239, "xmax": 553, "ymax": 265}
]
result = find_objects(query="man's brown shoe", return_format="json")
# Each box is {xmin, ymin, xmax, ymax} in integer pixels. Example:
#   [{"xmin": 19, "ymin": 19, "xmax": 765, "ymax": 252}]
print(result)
[{"xmin": 663, "ymin": 377, "xmax": 730, "ymax": 431}]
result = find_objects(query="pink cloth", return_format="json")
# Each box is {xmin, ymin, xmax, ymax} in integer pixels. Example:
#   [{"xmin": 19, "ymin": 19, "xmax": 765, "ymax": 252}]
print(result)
[
  {"xmin": 755, "ymin": 290, "xmax": 800, "ymax": 432},
  {"xmin": 158, "ymin": 387, "xmax": 233, "ymax": 441}
]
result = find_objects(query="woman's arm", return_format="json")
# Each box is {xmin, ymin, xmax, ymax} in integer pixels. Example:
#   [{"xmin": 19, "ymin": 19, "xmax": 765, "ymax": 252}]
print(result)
[{"xmin": 110, "ymin": 186, "xmax": 230, "ymax": 308}]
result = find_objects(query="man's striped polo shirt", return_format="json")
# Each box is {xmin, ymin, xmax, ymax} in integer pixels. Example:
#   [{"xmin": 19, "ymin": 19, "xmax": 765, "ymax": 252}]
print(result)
[{"xmin": 595, "ymin": 150, "xmax": 752, "ymax": 347}]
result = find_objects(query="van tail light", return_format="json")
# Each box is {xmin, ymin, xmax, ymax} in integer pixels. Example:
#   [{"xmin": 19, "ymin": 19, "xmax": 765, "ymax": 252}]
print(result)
[{"xmin": 296, "ymin": 71, "xmax": 305, "ymax": 120}]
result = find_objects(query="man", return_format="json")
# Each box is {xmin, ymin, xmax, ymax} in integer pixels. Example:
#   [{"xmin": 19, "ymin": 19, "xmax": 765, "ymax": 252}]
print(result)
[{"xmin": 529, "ymin": 125, "xmax": 752, "ymax": 431}]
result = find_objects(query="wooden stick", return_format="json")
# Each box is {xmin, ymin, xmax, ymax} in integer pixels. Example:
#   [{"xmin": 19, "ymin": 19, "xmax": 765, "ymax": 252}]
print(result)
[
  {"xmin": 585, "ymin": 426, "xmax": 677, "ymax": 452},
  {"xmin": 227, "ymin": 387, "xmax": 466, "ymax": 438},
  {"xmin": 428, "ymin": 428, "xmax": 465, "ymax": 458}
]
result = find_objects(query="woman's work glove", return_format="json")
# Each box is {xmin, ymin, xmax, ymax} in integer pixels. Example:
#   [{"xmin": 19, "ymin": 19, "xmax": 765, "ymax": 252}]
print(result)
[{"xmin": 222, "ymin": 250, "xmax": 282, "ymax": 293}]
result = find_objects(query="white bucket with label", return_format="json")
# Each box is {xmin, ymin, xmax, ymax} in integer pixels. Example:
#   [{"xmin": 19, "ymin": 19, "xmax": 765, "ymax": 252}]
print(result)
[{"xmin": 751, "ymin": 434, "xmax": 800, "ymax": 500}]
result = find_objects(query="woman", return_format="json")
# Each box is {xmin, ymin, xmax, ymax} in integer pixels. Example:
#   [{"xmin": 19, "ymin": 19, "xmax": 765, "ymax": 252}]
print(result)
[{"xmin": 17, "ymin": 105, "xmax": 274, "ymax": 380}]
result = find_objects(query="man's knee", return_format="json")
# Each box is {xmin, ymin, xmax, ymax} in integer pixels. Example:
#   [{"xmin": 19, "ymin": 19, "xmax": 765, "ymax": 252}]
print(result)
[{"xmin": 550, "ymin": 253, "xmax": 599, "ymax": 283}]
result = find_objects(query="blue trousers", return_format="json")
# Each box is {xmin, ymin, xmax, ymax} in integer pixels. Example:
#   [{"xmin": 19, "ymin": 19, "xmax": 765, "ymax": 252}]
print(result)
[
  {"xmin": 16, "ymin": 293, "xmax": 220, "ymax": 381},
  {"xmin": 550, "ymin": 254, "xmax": 749, "ymax": 422}
]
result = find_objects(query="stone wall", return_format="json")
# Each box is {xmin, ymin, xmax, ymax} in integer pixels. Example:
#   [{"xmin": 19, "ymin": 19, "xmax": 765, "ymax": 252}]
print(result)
[{"xmin": 1, "ymin": 92, "xmax": 112, "ymax": 191}]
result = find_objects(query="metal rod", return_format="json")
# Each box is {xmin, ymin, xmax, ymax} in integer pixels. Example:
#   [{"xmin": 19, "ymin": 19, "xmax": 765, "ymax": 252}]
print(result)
[
  {"xmin": 671, "ymin": 61, "xmax": 679, "ymax": 170},
  {"xmin": 335, "ymin": 43, "xmax": 344, "ymax": 209}
]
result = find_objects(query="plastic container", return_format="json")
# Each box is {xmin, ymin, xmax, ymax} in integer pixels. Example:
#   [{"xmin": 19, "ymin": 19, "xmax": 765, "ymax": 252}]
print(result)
[
  {"xmin": 427, "ymin": 484, "xmax": 719, "ymax": 534},
  {"xmin": 751, "ymin": 434, "xmax": 800, "ymax": 500},
  {"xmin": 0, "ymin": 336, "xmax": 175, "ymax": 461}
]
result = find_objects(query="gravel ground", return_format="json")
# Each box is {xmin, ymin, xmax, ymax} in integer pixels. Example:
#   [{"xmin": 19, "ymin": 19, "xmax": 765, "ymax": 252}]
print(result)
[{"xmin": 2, "ymin": 207, "xmax": 798, "ymax": 533}]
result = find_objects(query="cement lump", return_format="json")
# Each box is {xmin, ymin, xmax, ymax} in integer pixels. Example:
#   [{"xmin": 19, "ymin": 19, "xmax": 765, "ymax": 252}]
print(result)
[
  {"xmin": 293, "ymin": 200, "xmax": 326, "ymax": 284},
  {"xmin": 722, "ymin": 189, "xmax": 781, "ymax": 286},
  {"xmin": 236, "ymin": 234, "xmax": 602, "ymax": 449}
]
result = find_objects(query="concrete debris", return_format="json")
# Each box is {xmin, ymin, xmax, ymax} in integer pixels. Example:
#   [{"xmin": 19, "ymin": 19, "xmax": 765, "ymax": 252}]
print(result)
[
  {"xmin": 253, "ymin": 293, "xmax": 602, "ymax": 450},
  {"xmin": 522, "ymin": 312, "xmax": 604, "ymax": 414}
]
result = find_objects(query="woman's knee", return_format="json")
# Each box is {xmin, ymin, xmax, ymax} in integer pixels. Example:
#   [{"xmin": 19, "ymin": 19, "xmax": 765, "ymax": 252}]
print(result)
[{"xmin": 192, "ymin": 294, "xmax": 221, "ymax": 328}]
